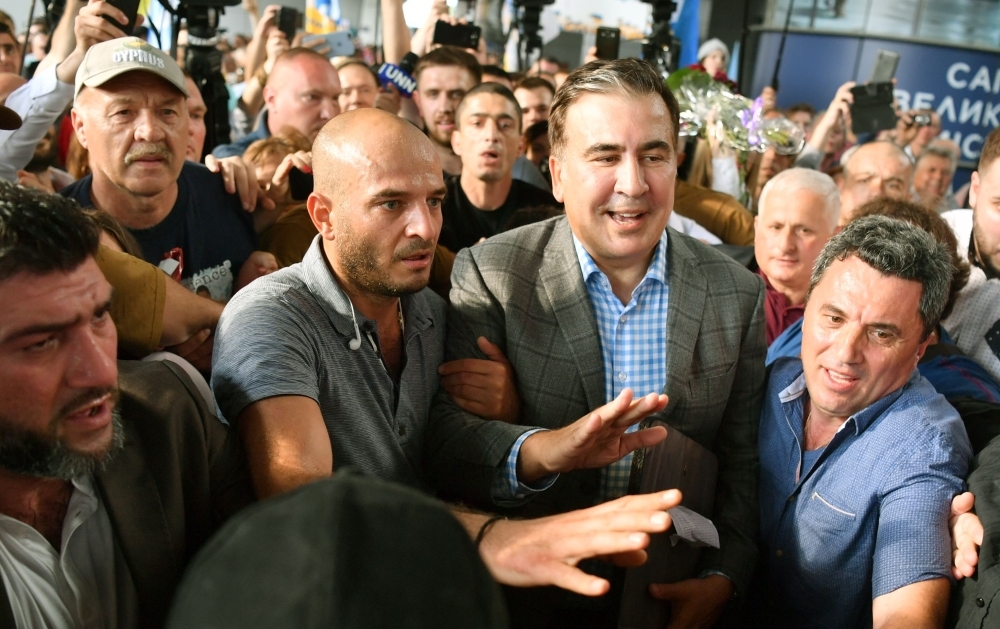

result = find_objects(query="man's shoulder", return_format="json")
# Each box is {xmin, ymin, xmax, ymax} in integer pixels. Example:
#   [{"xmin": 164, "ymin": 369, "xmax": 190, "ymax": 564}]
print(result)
[
  {"xmin": 873, "ymin": 376, "xmax": 971, "ymax": 462},
  {"xmin": 465, "ymin": 215, "xmax": 564, "ymax": 270},
  {"xmin": 669, "ymin": 229, "xmax": 764, "ymax": 294},
  {"xmin": 59, "ymin": 175, "xmax": 93, "ymax": 203},
  {"xmin": 118, "ymin": 360, "xmax": 215, "ymax": 430},
  {"xmin": 221, "ymin": 264, "xmax": 317, "ymax": 327}
]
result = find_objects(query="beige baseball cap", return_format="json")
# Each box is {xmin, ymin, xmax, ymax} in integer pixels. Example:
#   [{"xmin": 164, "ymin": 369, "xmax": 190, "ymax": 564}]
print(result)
[{"xmin": 75, "ymin": 37, "xmax": 189, "ymax": 100}]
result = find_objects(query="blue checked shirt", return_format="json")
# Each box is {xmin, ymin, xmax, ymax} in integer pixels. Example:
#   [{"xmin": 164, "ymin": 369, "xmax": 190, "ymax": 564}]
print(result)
[
  {"xmin": 575, "ymin": 231, "xmax": 670, "ymax": 502},
  {"xmin": 493, "ymin": 230, "xmax": 670, "ymax": 504}
]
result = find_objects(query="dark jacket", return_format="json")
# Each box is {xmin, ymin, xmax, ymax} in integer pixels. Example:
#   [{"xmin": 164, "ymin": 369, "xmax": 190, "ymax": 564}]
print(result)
[{"xmin": 0, "ymin": 360, "xmax": 255, "ymax": 629}]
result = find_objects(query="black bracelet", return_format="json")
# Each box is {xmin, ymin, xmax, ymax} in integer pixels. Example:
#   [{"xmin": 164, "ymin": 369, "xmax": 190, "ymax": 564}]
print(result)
[{"xmin": 474, "ymin": 515, "xmax": 505, "ymax": 548}]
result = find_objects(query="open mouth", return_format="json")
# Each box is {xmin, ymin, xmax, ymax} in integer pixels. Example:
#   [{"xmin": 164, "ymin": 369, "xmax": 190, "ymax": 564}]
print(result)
[
  {"xmin": 606, "ymin": 211, "xmax": 647, "ymax": 227},
  {"xmin": 822, "ymin": 366, "xmax": 860, "ymax": 388},
  {"xmin": 480, "ymin": 150, "xmax": 500, "ymax": 161},
  {"xmin": 400, "ymin": 250, "xmax": 432, "ymax": 269},
  {"xmin": 64, "ymin": 394, "xmax": 114, "ymax": 430}
]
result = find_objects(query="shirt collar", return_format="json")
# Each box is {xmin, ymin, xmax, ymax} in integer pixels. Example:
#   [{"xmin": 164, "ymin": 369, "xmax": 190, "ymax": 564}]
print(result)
[
  {"xmin": 572, "ymin": 229, "xmax": 669, "ymax": 291},
  {"xmin": 299, "ymin": 236, "xmax": 433, "ymax": 341},
  {"xmin": 778, "ymin": 362, "xmax": 920, "ymax": 436}
]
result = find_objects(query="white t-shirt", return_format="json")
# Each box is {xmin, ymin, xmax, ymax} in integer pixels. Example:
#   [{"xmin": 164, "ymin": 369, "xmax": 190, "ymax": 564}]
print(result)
[
  {"xmin": 0, "ymin": 476, "xmax": 117, "ymax": 628},
  {"xmin": 942, "ymin": 209, "xmax": 1000, "ymax": 383}
]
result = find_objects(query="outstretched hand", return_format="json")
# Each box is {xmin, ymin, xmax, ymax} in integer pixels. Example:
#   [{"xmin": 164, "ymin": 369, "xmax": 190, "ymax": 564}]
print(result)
[
  {"xmin": 951, "ymin": 492, "xmax": 983, "ymax": 579},
  {"xmin": 517, "ymin": 388, "xmax": 669, "ymax": 483},
  {"xmin": 477, "ymin": 490, "xmax": 682, "ymax": 596}
]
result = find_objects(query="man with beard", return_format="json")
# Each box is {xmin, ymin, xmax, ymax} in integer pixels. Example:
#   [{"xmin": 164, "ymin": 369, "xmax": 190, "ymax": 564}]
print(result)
[
  {"xmin": 439, "ymin": 83, "xmax": 557, "ymax": 252},
  {"xmin": 212, "ymin": 108, "xmax": 685, "ymax": 598},
  {"xmin": 0, "ymin": 182, "xmax": 254, "ymax": 628},
  {"xmin": 942, "ymin": 127, "xmax": 1000, "ymax": 383},
  {"xmin": 62, "ymin": 37, "xmax": 275, "ymax": 302}
]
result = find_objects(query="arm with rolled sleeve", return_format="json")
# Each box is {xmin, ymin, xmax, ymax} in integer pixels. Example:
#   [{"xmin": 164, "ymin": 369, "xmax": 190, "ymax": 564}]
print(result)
[
  {"xmin": 872, "ymin": 431, "xmax": 971, "ymax": 602},
  {"xmin": 0, "ymin": 65, "xmax": 74, "ymax": 182}
]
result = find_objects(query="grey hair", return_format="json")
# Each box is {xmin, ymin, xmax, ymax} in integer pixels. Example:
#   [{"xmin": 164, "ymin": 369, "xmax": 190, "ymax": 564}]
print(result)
[
  {"xmin": 548, "ymin": 58, "xmax": 680, "ymax": 156},
  {"xmin": 758, "ymin": 167, "xmax": 840, "ymax": 229},
  {"xmin": 917, "ymin": 141, "xmax": 959, "ymax": 174},
  {"xmin": 807, "ymin": 215, "xmax": 953, "ymax": 338},
  {"xmin": 840, "ymin": 140, "xmax": 913, "ymax": 175}
]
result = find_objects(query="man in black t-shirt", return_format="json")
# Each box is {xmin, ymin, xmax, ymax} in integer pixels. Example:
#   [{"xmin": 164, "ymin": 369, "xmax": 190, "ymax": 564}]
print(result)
[
  {"xmin": 63, "ymin": 38, "xmax": 267, "ymax": 302},
  {"xmin": 440, "ymin": 83, "xmax": 558, "ymax": 252}
]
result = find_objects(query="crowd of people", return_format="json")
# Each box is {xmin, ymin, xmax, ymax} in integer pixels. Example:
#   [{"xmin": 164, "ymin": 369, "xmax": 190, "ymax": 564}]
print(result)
[{"xmin": 0, "ymin": 0, "xmax": 999, "ymax": 628}]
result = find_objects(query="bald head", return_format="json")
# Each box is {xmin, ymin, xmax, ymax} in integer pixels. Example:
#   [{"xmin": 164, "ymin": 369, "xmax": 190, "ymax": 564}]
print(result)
[
  {"xmin": 265, "ymin": 48, "xmax": 342, "ymax": 142},
  {"xmin": 838, "ymin": 141, "xmax": 913, "ymax": 224},
  {"xmin": 313, "ymin": 109, "xmax": 440, "ymax": 196},
  {"xmin": 308, "ymin": 108, "xmax": 446, "ymax": 301}
]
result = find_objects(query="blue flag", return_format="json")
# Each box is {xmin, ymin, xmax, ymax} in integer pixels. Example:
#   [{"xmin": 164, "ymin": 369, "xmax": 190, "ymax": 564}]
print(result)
[{"xmin": 671, "ymin": 0, "xmax": 701, "ymax": 68}]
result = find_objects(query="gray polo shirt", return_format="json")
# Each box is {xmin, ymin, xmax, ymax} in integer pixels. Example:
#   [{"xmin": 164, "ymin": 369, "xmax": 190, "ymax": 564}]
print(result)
[{"xmin": 212, "ymin": 236, "xmax": 446, "ymax": 490}]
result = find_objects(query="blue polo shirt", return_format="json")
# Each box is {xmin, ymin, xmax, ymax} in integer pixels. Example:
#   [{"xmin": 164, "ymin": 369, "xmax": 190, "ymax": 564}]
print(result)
[{"xmin": 758, "ymin": 357, "xmax": 972, "ymax": 628}]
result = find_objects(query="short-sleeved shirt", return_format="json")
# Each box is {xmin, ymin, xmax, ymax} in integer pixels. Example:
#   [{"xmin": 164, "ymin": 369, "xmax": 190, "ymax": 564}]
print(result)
[
  {"xmin": 62, "ymin": 162, "xmax": 257, "ymax": 302},
  {"xmin": 439, "ymin": 174, "xmax": 558, "ymax": 252},
  {"xmin": 757, "ymin": 357, "xmax": 972, "ymax": 628},
  {"xmin": 211, "ymin": 236, "xmax": 447, "ymax": 489}
]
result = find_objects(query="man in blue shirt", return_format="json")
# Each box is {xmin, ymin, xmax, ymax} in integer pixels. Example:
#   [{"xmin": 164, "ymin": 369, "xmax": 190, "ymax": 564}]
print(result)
[{"xmin": 757, "ymin": 215, "xmax": 973, "ymax": 628}]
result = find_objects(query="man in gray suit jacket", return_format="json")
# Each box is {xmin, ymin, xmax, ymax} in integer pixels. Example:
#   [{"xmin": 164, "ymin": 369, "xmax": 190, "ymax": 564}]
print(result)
[{"xmin": 426, "ymin": 59, "xmax": 766, "ymax": 627}]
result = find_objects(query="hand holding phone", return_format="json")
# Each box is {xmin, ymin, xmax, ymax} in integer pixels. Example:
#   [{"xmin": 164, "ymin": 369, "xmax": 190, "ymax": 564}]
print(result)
[
  {"xmin": 595, "ymin": 27, "xmax": 621, "ymax": 61},
  {"xmin": 276, "ymin": 7, "xmax": 301, "ymax": 43},
  {"xmin": 432, "ymin": 20, "xmax": 481, "ymax": 51},
  {"xmin": 100, "ymin": 0, "xmax": 141, "ymax": 35}
]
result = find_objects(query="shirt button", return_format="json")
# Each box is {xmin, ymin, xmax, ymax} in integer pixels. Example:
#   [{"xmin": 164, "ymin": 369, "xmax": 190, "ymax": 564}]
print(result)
[
  {"xmin": 775, "ymin": 550, "xmax": 783, "ymax": 557},
  {"xmin": 787, "ymin": 495, "xmax": 796, "ymax": 502},
  {"xmin": 618, "ymin": 372, "xmax": 627, "ymax": 382},
  {"xmin": 620, "ymin": 315, "xmax": 628, "ymax": 324},
  {"xmin": 398, "ymin": 425, "xmax": 407, "ymax": 437},
  {"xmin": 977, "ymin": 598, "xmax": 985, "ymax": 608}
]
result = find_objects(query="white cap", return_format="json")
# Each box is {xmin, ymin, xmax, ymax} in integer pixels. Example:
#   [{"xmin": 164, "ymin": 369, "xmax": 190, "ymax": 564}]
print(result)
[{"xmin": 697, "ymin": 38, "xmax": 730, "ymax": 65}]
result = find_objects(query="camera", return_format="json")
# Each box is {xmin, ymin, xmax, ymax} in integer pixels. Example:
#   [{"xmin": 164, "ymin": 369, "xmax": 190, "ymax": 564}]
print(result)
[{"xmin": 913, "ymin": 113, "xmax": 932, "ymax": 126}]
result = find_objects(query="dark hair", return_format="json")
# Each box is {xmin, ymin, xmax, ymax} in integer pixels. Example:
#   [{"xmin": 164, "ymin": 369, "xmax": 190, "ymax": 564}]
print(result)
[
  {"xmin": 414, "ymin": 46, "xmax": 482, "ymax": 85},
  {"xmin": 524, "ymin": 120, "xmax": 548, "ymax": 144},
  {"xmin": 548, "ymin": 59, "xmax": 680, "ymax": 156},
  {"xmin": 456, "ymin": 82, "xmax": 522, "ymax": 132},
  {"xmin": 849, "ymin": 197, "xmax": 970, "ymax": 321},
  {"xmin": 786, "ymin": 102, "xmax": 815, "ymax": 117},
  {"xmin": 516, "ymin": 76, "xmax": 555, "ymax": 97},
  {"xmin": 84, "ymin": 209, "xmax": 143, "ymax": 259},
  {"xmin": 808, "ymin": 215, "xmax": 953, "ymax": 338},
  {"xmin": 0, "ymin": 182, "xmax": 100, "ymax": 282},
  {"xmin": 978, "ymin": 127, "xmax": 1000, "ymax": 172},
  {"xmin": 482, "ymin": 65, "xmax": 510, "ymax": 83},
  {"xmin": 0, "ymin": 21, "xmax": 13, "ymax": 39}
]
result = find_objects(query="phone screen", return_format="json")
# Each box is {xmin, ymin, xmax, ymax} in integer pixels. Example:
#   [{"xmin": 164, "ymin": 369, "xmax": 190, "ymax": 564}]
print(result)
[
  {"xmin": 276, "ymin": 8, "xmax": 300, "ymax": 43},
  {"xmin": 869, "ymin": 49, "xmax": 900, "ymax": 84},
  {"xmin": 432, "ymin": 21, "xmax": 482, "ymax": 51},
  {"xmin": 102, "ymin": 0, "xmax": 141, "ymax": 34},
  {"xmin": 595, "ymin": 27, "xmax": 621, "ymax": 61}
]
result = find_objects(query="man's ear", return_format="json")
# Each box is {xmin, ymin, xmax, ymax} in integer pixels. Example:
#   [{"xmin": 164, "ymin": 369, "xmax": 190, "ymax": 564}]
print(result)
[
  {"xmin": 307, "ymin": 192, "xmax": 335, "ymax": 241},
  {"xmin": 411, "ymin": 90, "xmax": 423, "ymax": 118},
  {"xmin": 70, "ymin": 107, "xmax": 88, "ymax": 149},
  {"xmin": 451, "ymin": 128, "xmax": 462, "ymax": 157},
  {"xmin": 550, "ymin": 153, "xmax": 564, "ymax": 203},
  {"xmin": 969, "ymin": 171, "xmax": 981, "ymax": 209},
  {"xmin": 263, "ymin": 85, "xmax": 277, "ymax": 112}
]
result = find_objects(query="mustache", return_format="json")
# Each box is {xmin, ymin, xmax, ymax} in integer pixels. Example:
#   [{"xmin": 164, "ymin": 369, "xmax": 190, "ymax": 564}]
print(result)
[
  {"xmin": 56, "ymin": 387, "xmax": 119, "ymax": 424},
  {"xmin": 393, "ymin": 238, "xmax": 435, "ymax": 261},
  {"xmin": 600, "ymin": 196, "xmax": 652, "ymax": 214},
  {"xmin": 124, "ymin": 144, "xmax": 172, "ymax": 165}
]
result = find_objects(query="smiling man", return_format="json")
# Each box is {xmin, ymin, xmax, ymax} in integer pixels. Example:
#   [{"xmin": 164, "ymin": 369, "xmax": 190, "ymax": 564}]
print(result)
[
  {"xmin": 426, "ymin": 59, "xmax": 766, "ymax": 628},
  {"xmin": 754, "ymin": 168, "xmax": 840, "ymax": 344},
  {"xmin": 757, "ymin": 215, "xmax": 972, "ymax": 628},
  {"xmin": 439, "ymin": 82, "xmax": 557, "ymax": 252},
  {"xmin": 0, "ymin": 182, "xmax": 253, "ymax": 628}
]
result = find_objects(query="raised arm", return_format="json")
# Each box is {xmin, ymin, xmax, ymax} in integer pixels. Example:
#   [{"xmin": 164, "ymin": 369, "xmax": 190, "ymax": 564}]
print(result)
[{"xmin": 380, "ymin": 0, "xmax": 411, "ymax": 64}]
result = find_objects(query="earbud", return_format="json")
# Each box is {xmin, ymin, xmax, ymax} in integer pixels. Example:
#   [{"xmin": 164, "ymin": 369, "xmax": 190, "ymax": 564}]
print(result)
[
  {"xmin": 349, "ymin": 337, "xmax": 362, "ymax": 350},
  {"xmin": 348, "ymin": 299, "xmax": 363, "ymax": 351}
]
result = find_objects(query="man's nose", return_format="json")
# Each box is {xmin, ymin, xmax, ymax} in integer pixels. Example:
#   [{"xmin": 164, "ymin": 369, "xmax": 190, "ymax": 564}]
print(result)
[
  {"xmin": 614, "ymin": 157, "xmax": 649, "ymax": 198},
  {"xmin": 777, "ymin": 226, "xmax": 796, "ymax": 253},
  {"xmin": 65, "ymin": 328, "xmax": 118, "ymax": 392},
  {"xmin": 832, "ymin": 324, "xmax": 864, "ymax": 365},
  {"xmin": 406, "ymin": 203, "xmax": 439, "ymax": 242},
  {"xmin": 134, "ymin": 110, "xmax": 166, "ymax": 142}
]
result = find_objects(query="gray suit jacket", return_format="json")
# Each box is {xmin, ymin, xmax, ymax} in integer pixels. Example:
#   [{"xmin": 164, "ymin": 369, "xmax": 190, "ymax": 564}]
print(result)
[{"xmin": 425, "ymin": 216, "xmax": 766, "ymax": 593}]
